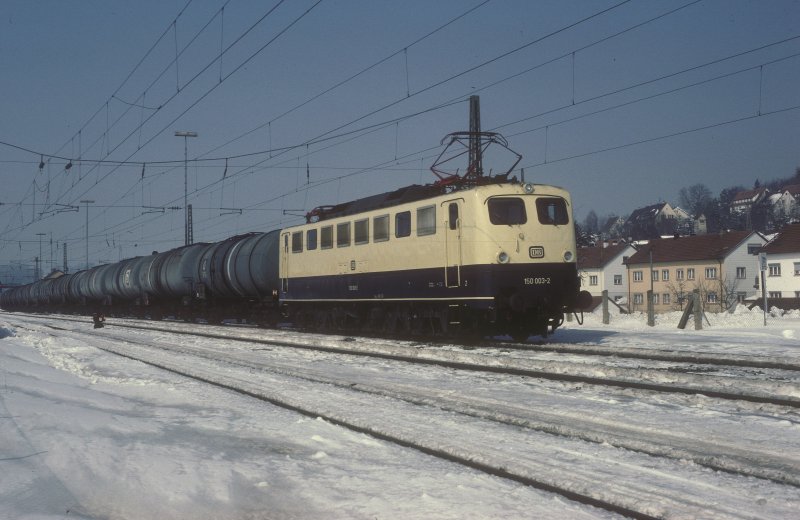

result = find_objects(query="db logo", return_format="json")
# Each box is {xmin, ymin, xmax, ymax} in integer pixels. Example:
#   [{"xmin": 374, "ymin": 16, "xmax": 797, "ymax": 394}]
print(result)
[{"xmin": 529, "ymin": 246, "xmax": 545, "ymax": 258}]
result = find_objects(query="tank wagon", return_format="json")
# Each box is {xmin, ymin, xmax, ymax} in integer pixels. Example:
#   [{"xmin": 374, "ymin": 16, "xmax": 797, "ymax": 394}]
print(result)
[
  {"xmin": 1, "ymin": 128, "xmax": 591, "ymax": 339},
  {"xmin": 0, "ymin": 231, "xmax": 281, "ymax": 324}
]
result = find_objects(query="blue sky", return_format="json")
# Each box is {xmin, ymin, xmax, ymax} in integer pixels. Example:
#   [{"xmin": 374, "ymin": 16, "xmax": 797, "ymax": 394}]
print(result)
[{"xmin": 1, "ymin": 0, "xmax": 799, "ymax": 279}]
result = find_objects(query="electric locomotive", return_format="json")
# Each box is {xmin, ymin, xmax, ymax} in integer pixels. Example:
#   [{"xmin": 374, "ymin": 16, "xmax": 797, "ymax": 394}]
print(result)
[{"xmin": 279, "ymin": 178, "xmax": 589, "ymax": 339}]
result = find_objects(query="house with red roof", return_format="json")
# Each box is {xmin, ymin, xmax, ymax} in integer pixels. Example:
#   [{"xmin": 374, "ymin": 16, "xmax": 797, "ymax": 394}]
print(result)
[
  {"xmin": 577, "ymin": 243, "xmax": 636, "ymax": 302},
  {"xmin": 623, "ymin": 202, "xmax": 678, "ymax": 240},
  {"xmin": 759, "ymin": 223, "xmax": 800, "ymax": 301},
  {"xmin": 624, "ymin": 231, "xmax": 767, "ymax": 313},
  {"xmin": 730, "ymin": 187, "xmax": 768, "ymax": 214},
  {"xmin": 782, "ymin": 183, "xmax": 800, "ymax": 201}
]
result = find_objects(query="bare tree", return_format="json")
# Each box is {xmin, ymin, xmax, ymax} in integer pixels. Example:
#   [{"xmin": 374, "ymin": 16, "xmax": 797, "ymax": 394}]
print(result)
[
  {"xmin": 678, "ymin": 184, "xmax": 713, "ymax": 216},
  {"xmin": 583, "ymin": 210, "xmax": 599, "ymax": 235},
  {"xmin": 689, "ymin": 274, "xmax": 741, "ymax": 312},
  {"xmin": 665, "ymin": 279, "xmax": 691, "ymax": 311}
]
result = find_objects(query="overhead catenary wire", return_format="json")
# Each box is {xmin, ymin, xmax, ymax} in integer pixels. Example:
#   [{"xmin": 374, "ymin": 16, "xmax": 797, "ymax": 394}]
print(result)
[
  {"xmin": 3, "ymin": 2, "xmax": 798, "ymax": 267},
  {"xmin": 1, "ymin": 0, "xmax": 305, "ymax": 249}
]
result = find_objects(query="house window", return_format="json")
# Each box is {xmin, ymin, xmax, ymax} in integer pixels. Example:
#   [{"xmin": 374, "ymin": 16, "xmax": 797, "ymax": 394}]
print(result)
[
  {"xmin": 395, "ymin": 211, "xmax": 411, "ymax": 238},
  {"xmin": 676, "ymin": 269, "xmax": 684, "ymax": 281},
  {"xmin": 633, "ymin": 271, "xmax": 643, "ymax": 282},
  {"xmin": 321, "ymin": 226, "xmax": 333, "ymax": 249},
  {"xmin": 795, "ymin": 291, "xmax": 800, "ymax": 298},
  {"xmin": 337, "ymin": 222, "xmax": 351, "ymax": 248},
  {"xmin": 662, "ymin": 293, "xmax": 671, "ymax": 305},
  {"xmin": 687, "ymin": 268, "xmax": 695, "ymax": 280},
  {"xmin": 747, "ymin": 243, "xmax": 761, "ymax": 254},
  {"xmin": 589, "ymin": 275, "xmax": 598, "ymax": 286},
  {"xmin": 633, "ymin": 293, "xmax": 644, "ymax": 304},
  {"xmin": 737, "ymin": 292, "xmax": 747, "ymax": 303},
  {"xmin": 794, "ymin": 262, "xmax": 800, "ymax": 276},
  {"xmin": 652, "ymin": 293, "xmax": 659, "ymax": 305},
  {"xmin": 613, "ymin": 275, "xmax": 622, "ymax": 285},
  {"xmin": 417, "ymin": 205, "xmax": 436, "ymax": 236},
  {"xmin": 373, "ymin": 215, "xmax": 389, "ymax": 242},
  {"xmin": 736, "ymin": 267, "xmax": 746, "ymax": 279},
  {"xmin": 705, "ymin": 267, "xmax": 717, "ymax": 279},
  {"xmin": 707, "ymin": 291, "xmax": 718, "ymax": 303},
  {"xmin": 661, "ymin": 269, "xmax": 669, "ymax": 281},
  {"xmin": 291, "ymin": 231, "xmax": 303, "ymax": 253},
  {"xmin": 652, "ymin": 270, "xmax": 659, "ymax": 282},
  {"xmin": 768, "ymin": 263, "xmax": 781, "ymax": 277},
  {"xmin": 769, "ymin": 291, "xmax": 782, "ymax": 298},
  {"xmin": 354, "ymin": 219, "xmax": 369, "ymax": 245}
]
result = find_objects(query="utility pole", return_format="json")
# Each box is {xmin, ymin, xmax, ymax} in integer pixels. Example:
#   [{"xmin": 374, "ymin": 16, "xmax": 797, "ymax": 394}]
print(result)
[
  {"xmin": 648, "ymin": 248, "xmax": 655, "ymax": 326},
  {"xmin": 80, "ymin": 200, "xmax": 94, "ymax": 270},
  {"xmin": 175, "ymin": 131, "xmax": 198, "ymax": 246},
  {"xmin": 36, "ymin": 232, "xmax": 46, "ymax": 279}
]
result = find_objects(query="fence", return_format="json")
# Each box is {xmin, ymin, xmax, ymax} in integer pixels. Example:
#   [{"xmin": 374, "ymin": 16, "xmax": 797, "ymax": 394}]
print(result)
[{"xmin": 588, "ymin": 290, "xmax": 798, "ymax": 329}]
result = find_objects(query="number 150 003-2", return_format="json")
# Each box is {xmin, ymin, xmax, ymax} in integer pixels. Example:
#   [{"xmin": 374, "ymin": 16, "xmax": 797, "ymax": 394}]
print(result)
[{"xmin": 524, "ymin": 277, "xmax": 550, "ymax": 285}]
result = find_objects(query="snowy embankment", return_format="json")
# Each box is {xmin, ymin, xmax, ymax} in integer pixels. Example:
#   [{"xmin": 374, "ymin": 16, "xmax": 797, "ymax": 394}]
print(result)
[{"xmin": 1, "ymin": 310, "xmax": 799, "ymax": 519}]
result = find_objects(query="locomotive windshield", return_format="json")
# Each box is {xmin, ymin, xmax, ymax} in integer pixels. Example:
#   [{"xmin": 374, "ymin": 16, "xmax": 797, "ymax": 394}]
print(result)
[
  {"xmin": 488, "ymin": 198, "xmax": 527, "ymax": 225},
  {"xmin": 536, "ymin": 197, "xmax": 569, "ymax": 225}
]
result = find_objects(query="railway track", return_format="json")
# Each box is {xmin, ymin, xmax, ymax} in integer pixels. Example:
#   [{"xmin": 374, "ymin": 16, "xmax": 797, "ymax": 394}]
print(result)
[
  {"xmin": 15, "ymin": 313, "xmax": 800, "ymax": 408},
  {"xmin": 9, "ymin": 312, "xmax": 800, "ymax": 518},
  {"xmin": 9, "ymin": 316, "xmax": 800, "ymax": 519}
]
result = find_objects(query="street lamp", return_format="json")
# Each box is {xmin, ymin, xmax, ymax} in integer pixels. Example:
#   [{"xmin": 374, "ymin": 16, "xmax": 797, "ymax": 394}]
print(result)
[
  {"xmin": 80, "ymin": 200, "xmax": 94, "ymax": 270},
  {"xmin": 175, "ymin": 131, "xmax": 198, "ymax": 246},
  {"xmin": 36, "ymin": 232, "xmax": 46, "ymax": 279}
]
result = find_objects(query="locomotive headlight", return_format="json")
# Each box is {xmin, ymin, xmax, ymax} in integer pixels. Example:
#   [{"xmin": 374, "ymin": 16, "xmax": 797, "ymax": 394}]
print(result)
[
  {"xmin": 563, "ymin": 250, "xmax": 574, "ymax": 262},
  {"xmin": 497, "ymin": 251, "xmax": 510, "ymax": 264},
  {"xmin": 523, "ymin": 183, "xmax": 534, "ymax": 194}
]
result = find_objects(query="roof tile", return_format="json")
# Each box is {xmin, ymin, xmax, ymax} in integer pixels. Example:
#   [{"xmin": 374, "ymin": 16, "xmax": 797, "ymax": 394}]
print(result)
[
  {"xmin": 626, "ymin": 231, "xmax": 756, "ymax": 264},
  {"xmin": 577, "ymin": 243, "xmax": 632, "ymax": 269},
  {"xmin": 761, "ymin": 223, "xmax": 800, "ymax": 254}
]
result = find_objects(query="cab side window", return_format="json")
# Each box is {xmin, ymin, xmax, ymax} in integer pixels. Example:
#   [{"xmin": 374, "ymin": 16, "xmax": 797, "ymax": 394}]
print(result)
[
  {"xmin": 448, "ymin": 203, "xmax": 459, "ymax": 230},
  {"xmin": 337, "ymin": 222, "xmax": 351, "ymax": 247},
  {"xmin": 395, "ymin": 211, "xmax": 411, "ymax": 238},
  {"xmin": 354, "ymin": 219, "xmax": 369, "ymax": 245},
  {"xmin": 291, "ymin": 231, "xmax": 303, "ymax": 253},
  {"xmin": 373, "ymin": 215, "xmax": 389, "ymax": 242},
  {"xmin": 321, "ymin": 226, "xmax": 333, "ymax": 249},
  {"xmin": 306, "ymin": 229, "xmax": 317, "ymax": 251},
  {"xmin": 417, "ymin": 205, "xmax": 436, "ymax": 236}
]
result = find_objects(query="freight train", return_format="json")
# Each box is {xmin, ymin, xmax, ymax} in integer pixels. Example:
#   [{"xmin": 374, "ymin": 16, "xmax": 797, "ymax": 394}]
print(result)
[{"xmin": 0, "ymin": 132, "xmax": 592, "ymax": 339}]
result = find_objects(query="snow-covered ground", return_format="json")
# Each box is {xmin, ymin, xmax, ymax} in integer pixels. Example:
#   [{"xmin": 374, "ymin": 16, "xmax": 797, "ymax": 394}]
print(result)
[{"xmin": 1, "ymin": 307, "xmax": 799, "ymax": 519}]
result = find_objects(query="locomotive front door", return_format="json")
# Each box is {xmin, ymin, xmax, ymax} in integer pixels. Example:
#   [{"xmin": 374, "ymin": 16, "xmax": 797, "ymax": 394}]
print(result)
[
  {"xmin": 443, "ymin": 199, "xmax": 463, "ymax": 288},
  {"xmin": 280, "ymin": 232, "xmax": 289, "ymax": 293}
]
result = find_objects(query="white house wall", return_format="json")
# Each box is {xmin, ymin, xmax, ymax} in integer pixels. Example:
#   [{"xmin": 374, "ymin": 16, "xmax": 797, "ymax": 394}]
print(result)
[
  {"xmin": 722, "ymin": 236, "xmax": 767, "ymax": 302},
  {"xmin": 762, "ymin": 252, "xmax": 800, "ymax": 298},
  {"xmin": 579, "ymin": 245, "xmax": 634, "ymax": 301},
  {"xmin": 605, "ymin": 248, "xmax": 633, "ymax": 301}
]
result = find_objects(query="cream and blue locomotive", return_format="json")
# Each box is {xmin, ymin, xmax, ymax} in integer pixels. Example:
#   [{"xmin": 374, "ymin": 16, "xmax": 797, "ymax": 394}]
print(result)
[{"xmin": 279, "ymin": 178, "xmax": 589, "ymax": 339}]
